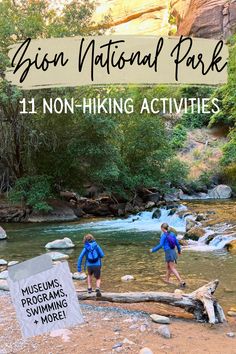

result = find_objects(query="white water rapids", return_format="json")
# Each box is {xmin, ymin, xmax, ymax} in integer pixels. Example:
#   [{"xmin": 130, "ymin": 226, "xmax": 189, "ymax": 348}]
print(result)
[{"xmin": 51, "ymin": 204, "xmax": 236, "ymax": 252}]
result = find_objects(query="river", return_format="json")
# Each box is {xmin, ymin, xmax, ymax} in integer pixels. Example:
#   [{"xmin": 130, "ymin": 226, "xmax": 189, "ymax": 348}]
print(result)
[{"xmin": 1, "ymin": 200, "xmax": 236, "ymax": 311}]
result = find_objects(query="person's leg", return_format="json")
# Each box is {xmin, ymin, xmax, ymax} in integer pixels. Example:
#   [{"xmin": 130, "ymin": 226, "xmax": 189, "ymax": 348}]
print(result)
[
  {"xmin": 168, "ymin": 262, "xmax": 182, "ymax": 282},
  {"xmin": 87, "ymin": 274, "xmax": 92, "ymax": 292},
  {"xmin": 165, "ymin": 263, "xmax": 171, "ymax": 282},
  {"xmin": 94, "ymin": 267, "xmax": 102, "ymax": 297},
  {"xmin": 96, "ymin": 278, "xmax": 101, "ymax": 289}
]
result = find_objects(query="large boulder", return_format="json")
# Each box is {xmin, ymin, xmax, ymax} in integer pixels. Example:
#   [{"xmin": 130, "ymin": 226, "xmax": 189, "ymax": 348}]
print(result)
[
  {"xmin": 47, "ymin": 252, "xmax": 69, "ymax": 261},
  {"xmin": 0, "ymin": 226, "xmax": 7, "ymax": 240},
  {"xmin": 45, "ymin": 237, "xmax": 75, "ymax": 249},
  {"xmin": 0, "ymin": 259, "xmax": 7, "ymax": 266},
  {"xmin": 28, "ymin": 200, "xmax": 78, "ymax": 222},
  {"xmin": 152, "ymin": 208, "xmax": 161, "ymax": 219},
  {"xmin": 72, "ymin": 272, "xmax": 87, "ymax": 280},
  {"xmin": 208, "ymin": 185, "xmax": 232, "ymax": 199},
  {"xmin": 185, "ymin": 227, "xmax": 205, "ymax": 241}
]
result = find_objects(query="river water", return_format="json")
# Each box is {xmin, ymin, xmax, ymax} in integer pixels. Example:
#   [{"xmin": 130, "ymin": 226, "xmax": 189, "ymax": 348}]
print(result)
[{"xmin": 1, "ymin": 201, "xmax": 236, "ymax": 310}]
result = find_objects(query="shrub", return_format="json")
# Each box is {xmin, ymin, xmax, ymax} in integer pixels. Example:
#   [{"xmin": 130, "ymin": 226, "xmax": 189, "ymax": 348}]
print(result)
[
  {"xmin": 181, "ymin": 105, "xmax": 211, "ymax": 128},
  {"xmin": 9, "ymin": 175, "xmax": 53, "ymax": 212},
  {"xmin": 171, "ymin": 124, "xmax": 187, "ymax": 149}
]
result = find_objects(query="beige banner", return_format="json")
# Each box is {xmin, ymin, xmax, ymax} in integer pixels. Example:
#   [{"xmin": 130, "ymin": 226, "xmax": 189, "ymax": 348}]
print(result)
[{"xmin": 5, "ymin": 36, "xmax": 228, "ymax": 90}]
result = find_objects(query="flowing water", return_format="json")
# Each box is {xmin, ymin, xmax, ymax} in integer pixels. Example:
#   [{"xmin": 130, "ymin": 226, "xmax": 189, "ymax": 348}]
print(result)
[{"xmin": 1, "ymin": 201, "xmax": 236, "ymax": 310}]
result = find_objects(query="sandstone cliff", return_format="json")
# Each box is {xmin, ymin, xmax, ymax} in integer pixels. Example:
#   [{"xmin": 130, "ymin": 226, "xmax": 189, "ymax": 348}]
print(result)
[
  {"xmin": 171, "ymin": 0, "xmax": 236, "ymax": 39},
  {"xmin": 94, "ymin": 0, "xmax": 236, "ymax": 39}
]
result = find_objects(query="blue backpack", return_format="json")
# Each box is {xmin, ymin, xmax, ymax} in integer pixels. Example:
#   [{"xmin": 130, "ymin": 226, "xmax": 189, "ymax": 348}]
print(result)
[
  {"xmin": 86, "ymin": 244, "xmax": 99, "ymax": 263},
  {"xmin": 166, "ymin": 232, "xmax": 176, "ymax": 249}
]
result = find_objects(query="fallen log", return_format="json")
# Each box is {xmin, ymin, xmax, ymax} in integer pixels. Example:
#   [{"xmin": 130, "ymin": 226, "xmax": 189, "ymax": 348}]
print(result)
[{"xmin": 77, "ymin": 279, "xmax": 226, "ymax": 324}]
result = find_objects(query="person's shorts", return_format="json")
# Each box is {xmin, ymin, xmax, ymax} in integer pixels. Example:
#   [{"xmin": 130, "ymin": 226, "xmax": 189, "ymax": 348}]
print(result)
[
  {"xmin": 87, "ymin": 266, "xmax": 101, "ymax": 279},
  {"xmin": 165, "ymin": 249, "xmax": 177, "ymax": 263}
]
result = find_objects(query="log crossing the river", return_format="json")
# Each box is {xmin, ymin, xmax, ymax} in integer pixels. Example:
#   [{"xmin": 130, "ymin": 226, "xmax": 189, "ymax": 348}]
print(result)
[{"xmin": 77, "ymin": 279, "xmax": 226, "ymax": 324}]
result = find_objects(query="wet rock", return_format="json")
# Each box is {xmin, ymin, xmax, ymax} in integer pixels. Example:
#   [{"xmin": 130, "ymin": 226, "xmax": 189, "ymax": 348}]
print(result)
[
  {"xmin": 0, "ymin": 279, "xmax": 9, "ymax": 291},
  {"xmin": 179, "ymin": 239, "xmax": 188, "ymax": 246},
  {"xmin": 72, "ymin": 272, "xmax": 87, "ymax": 280},
  {"xmin": 139, "ymin": 348, "xmax": 153, "ymax": 354},
  {"xmin": 226, "ymin": 332, "xmax": 235, "ymax": 338},
  {"xmin": 45, "ymin": 237, "xmax": 75, "ymax": 249},
  {"xmin": 47, "ymin": 252, "xmax": 69, "ymax": 261},
  {"xmin": 0, "ymin": 226, "xmax": 7, "ymax": 240},
  {"xmin": 150, "ymin": 314, "xmax": 170, "ymax": 324},
  {"xmin": 152, "ymin": 209, "xmax": 161, "ymax": 219},
  {"xmin": 156, "ymin": 325, "xmax": 171, "ymax": 339},
  {"xmin": 145, "ymin": 201, "xmax": 155, "ymax": 209},
  {"xmin": 208, "ymin": 185, "xmax": 232, "ymax": 199},
  {"xmin": 121, "ymin": 275, "xmax": 134, "ymax": 281},
  {"xmin": 185, "ymin": 227, "xmax": 205, "ymax": 241},
  {"xmin": 8, "ymin": 261, "xmax": 19, "ymax": 267},
  {"xmin": 186, "ymin": 218, "xmax": 198, "ymax": 232},
  {"xmin": 0, "ymin": 259, "xmax": 7, "ymax": 266},
  {"xmin": 226, "ymin": 240, "xmax": 236, "ymax": 253},
  {"xmin": 196, "ymin": 213, "xmax": 207, "ymax": 222},
  {"xmin": 168, "ymin": 208, "xmax": 177, "ymax": 216},
  {"xmin": 0, "ymin": 270, "xmax": 8, "ymax": 280}
]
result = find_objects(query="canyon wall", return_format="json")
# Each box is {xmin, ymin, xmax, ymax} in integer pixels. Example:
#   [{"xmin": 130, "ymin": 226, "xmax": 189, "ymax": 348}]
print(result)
[{"xmin": 94, "ymin": 0, "xmax": 236, "ymax": 38}]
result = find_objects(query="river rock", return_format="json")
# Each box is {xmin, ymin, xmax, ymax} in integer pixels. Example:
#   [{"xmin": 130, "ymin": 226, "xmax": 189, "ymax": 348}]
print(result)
[
  {"xmin": 0, "ymin": 226, "xmax": 7, "ymax": 240},
  {"xmin": 152, "ymin": 209, "xmax": 161, "ymax": 219},
  {"xmin": 45, "ymin": 237, "xmax": 75, "ymax": 249},
  {"xmin": 185, "ymin": 227, "xmax": 205, "ymax": 241},
  {"xmin": 72, "ymin": 272, "xmax": 87, "ymax": 280},
  {"xmin": 150, "ymin": 314, "xmax": 170, "ymax": 324},
  {"xmin": 196, "ymin": 213, "xmax": 207, "ymax": 222},
  {"xmin": 179, "ymin": 239, "xmax": 188, "ymax": 246},
  {"xmin": 186, "ymin": 218, "xmax": 198, "ymax": 232},
  {"xmin": 0, "ymin": 270, "xmax": 8, "ymax": 280},
  {"xmin": 226, "ymin": 240, "xmax": 236, "ymax": 252},
  {"xmin": 164, "ymin": 191, "xmax": 181, "ymax": 202},
  {"xmin": 0, "ymin": 280, "xmax": 9, "ymax": 291},
  {"xmin": 0, "ymin": 259, "xmax": 7, "ymax": 266},
  {"xmin": 208, "ymin": 185, "xmax": 232, "ymax": 199},
  {"xmin": 145, "ymin": 201, "xmax": 155, "ymax": 209},
  {"xmin": 227, "ymin": 311, "xmax": 236, "ymax": 317},
  {"xmin": 121, "ymin": 275, "xmax": 134, "ymax": 282},
  {"xmin": 8, "ymin": 261, "xmax": 19, "ymax": 266},
  {"xmin": 168, "ymin": 208, "xmax": 177, "ymax": 216},
  {"xmin": 139, "ymin": 348, "xmax": 153, "ymax": 354},
  {"xmin": 47, "ymin": 252, "xmax": 69, "ymax": 261},
  {"xmin": 226, "ymin": 332, "xmax": 235, "ymax": 338},
  {"xmin": 156, "ymin": 325, "xmax": 171, "ymax": 339}
]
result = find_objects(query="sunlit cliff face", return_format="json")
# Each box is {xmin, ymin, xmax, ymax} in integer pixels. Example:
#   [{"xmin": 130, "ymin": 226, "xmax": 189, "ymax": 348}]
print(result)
[{"xmin": 92, "ymin": 0, "xmax": 171, "ymax": 35}]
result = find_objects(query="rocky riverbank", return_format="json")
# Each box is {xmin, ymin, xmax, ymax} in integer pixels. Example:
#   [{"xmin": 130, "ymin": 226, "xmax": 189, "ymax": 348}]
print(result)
[
  {"xmin": 0, "ymin": 184, "xmax": 233, "ymax": 223},
  {"xmin": 0, "ymin": 292, "xmax": 235, "ymax": 354}
]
